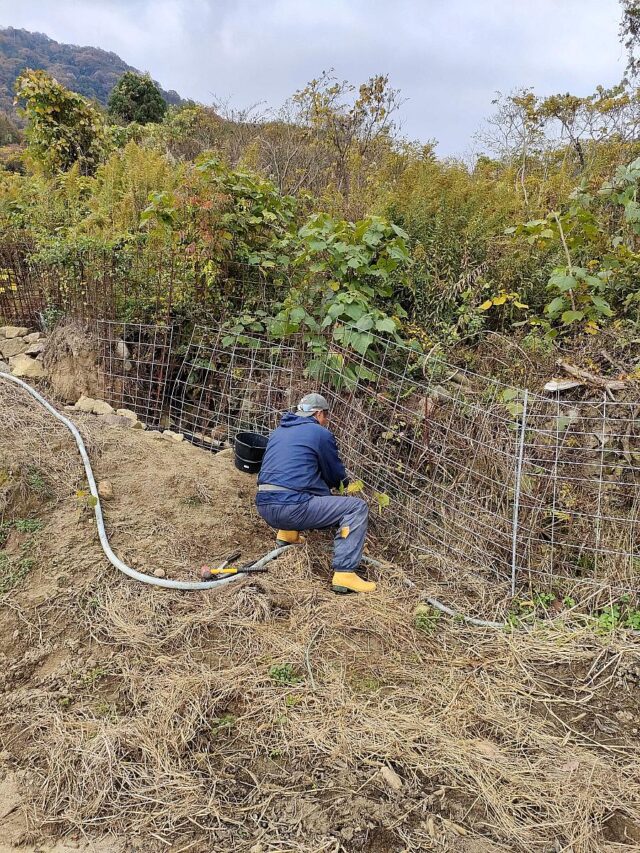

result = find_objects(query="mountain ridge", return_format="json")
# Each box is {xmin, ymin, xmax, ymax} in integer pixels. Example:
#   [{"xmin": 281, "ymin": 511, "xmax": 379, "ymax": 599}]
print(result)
[{"xmin": 0, "ymin": 26, "xmax": 184, "ymax": 117}]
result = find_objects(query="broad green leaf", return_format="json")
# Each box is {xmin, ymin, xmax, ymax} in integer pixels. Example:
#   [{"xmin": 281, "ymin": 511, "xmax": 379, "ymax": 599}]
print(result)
[
  {"xmin": 546, "ymin": 297, "xmax": 566, "ymax": 316},
  {"xmin": 354, "ymin": 314, "xmax": 374, "ymax": 331},
  {"xmin": 501, "ymin": 388, "xmax": 519, "ymax": 402},
  {"xmin": 561, "ymin": 310, "xmax": 585, "ymax": 324},
  {"xmin": 375, "ymin": 317, "xmax": 396, "ymax": 333},
  {"xmin": 590, "ymin": 295, "xmax": 614, "ymax": 316},
  {"xmin": 551, "ymin": 274, "xmax": 577, "ymax": 292}
]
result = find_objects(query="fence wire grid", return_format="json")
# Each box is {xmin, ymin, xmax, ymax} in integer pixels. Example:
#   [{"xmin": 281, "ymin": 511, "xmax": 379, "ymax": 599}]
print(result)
[
  {"xmin": 90, "ymin": 321, "xmax": 640, "ymax": 597},
  {"xmin": 96, "ymin": 321, "xmax": 174, "ymax": 428}
]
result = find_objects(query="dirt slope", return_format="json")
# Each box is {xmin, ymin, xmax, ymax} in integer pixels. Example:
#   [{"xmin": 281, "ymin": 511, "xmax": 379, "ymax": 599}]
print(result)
[{"xmin": 0, "ymin": 378, "xmax": 639, "ymax": 852}]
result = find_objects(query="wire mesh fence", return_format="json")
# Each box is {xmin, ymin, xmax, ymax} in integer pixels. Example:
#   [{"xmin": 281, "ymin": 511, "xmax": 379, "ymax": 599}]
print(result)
[
  {"xmin": 96, "ymin": 321, "xmax": 175, "ymax": 428},
  {"xmin": 89, "ymin": 319, "xmax": 639, "ymax": 596},
  {"xmin": 0, "ymin": 242, "xmax": 276, "ymax": 327},
  {"xmin": 517, "ymin": 394, "xmax": 639, "ymax": 592},
  {"xmin": 169, "ymin": 325, "xmax": 307, "ymax": 448}
]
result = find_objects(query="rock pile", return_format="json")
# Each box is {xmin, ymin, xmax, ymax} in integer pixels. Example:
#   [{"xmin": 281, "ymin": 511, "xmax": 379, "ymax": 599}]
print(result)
[
  {"xmin": 73, "ymin": 396, "xmax": 147, "ymax": 430},
  {"xmin": 0, "ymin": 326, "xmax": 47, "ymax": 379},
  {"xmin": 71, "ymin": 396, "xmax": 191, "ymax": 443}
]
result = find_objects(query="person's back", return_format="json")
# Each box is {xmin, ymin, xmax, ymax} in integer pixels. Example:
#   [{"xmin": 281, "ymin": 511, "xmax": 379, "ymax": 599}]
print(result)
[
  {"xmin": 255, "ymin": 393, "xmax": 376, "ymax": 594},
  {"xmin": 258, "ymin": 411, "xmax": 346, "ymax": 500}
]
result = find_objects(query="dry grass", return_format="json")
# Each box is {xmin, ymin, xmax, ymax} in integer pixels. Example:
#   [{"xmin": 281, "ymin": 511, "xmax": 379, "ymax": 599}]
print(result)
[
  {"xmin": 1, "ymin": 380, "xmax": 639, "ymax": 852},
  {"xmin": 13, "ymin": 556, "xmax": 639, "ymax": 852}
]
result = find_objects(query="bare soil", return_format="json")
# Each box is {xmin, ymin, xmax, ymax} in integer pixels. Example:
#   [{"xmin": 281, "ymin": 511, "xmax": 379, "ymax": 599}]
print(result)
[{"xmin": 0, "ymin": 378, "xmax": 639, "ymax": 852}]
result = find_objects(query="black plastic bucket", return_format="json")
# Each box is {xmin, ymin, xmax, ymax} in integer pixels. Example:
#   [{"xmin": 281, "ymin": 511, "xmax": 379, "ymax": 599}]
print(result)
[{"xmin": 234, "ymin": 432, "xmax": 268, "ymax": 474}]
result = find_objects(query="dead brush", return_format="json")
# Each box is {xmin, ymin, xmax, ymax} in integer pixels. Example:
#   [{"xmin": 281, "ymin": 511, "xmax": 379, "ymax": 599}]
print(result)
[{"xmin": 16, "ymin": 547, "xmax": 640, "ymax": 851}]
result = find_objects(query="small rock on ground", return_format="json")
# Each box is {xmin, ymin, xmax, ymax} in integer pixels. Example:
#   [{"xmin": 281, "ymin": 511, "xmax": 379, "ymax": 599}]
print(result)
[
  {"xmin": 116, "ymin": 408, "xmax": 138, "ymax": 422},
  {"xmin": 97, "ymin": 480, "xmax": 114, "ymax": 500},
  {"xmin": 0, "ymin": 359, "xmax": 9, "ymax": 373},
  {"xmin": 153, "ymin": 568, "xmax": 166, "ymax": 578},
  {"xmin": 162, "ymin": 430, "xmax": 184, "ymax": 442},
  {"xmin": 379, "ymin": 765, "xmax": 403, "ymax": 791},
  {"xmin": 25, "ymin": 341, "xmax": 45, "ymax": 355},
  {"xmin": 9, "ymin": 353, "xmax": 45, "ymax": 379},
  {"xmin": 100, "ymin": 414, "xmax": 132, "ymax": 428},
  {"xmin": 74, "ymin": 396, "xmax": 96, "ymax": 413},
  {"xmin": 91, "ymin": 400, "xmax": 114, "ymax": 416},
  {"xmin": 23, "ymin": 331, "xmax": 41, "ymax": 343}
]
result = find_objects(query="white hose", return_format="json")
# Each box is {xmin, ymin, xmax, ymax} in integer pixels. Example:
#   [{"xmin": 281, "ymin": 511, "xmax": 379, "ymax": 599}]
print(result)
[{"xmin": 0, "ymin": 372, "xmax": 290, "ymax": 590}]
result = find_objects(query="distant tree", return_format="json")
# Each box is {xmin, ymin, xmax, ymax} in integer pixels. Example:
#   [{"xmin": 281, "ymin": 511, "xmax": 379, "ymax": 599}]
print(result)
[
  {"xmin": 14, "ymin": 69, "xmax": 107, "ymax": 174},
  {"xmin": 291, "ymin": 71, "xmax": 403, "ymax": 198},
  {"xmin": 108, "ymin": 72, "xmax": 167, "ymax": 124}
]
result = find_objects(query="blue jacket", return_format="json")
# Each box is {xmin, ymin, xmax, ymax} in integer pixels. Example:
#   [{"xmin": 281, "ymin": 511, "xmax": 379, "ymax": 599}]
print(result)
[{"xmin": 256, "ymin": 412, "xmax": 348, "ymax": 504}]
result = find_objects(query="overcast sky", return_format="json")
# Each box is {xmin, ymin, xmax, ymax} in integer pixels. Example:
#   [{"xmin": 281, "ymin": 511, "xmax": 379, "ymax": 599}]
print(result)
[{"xmin": 0, "ymin": 0, "xmax": 626, "ymax": 155}]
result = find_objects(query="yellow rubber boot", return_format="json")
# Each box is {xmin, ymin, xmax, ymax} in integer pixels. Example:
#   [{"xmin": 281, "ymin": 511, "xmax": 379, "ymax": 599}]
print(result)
[
  {"xmin": 332, "ymin": 571, "xmax": 377, "ymax": 594},
  {"xmin": 276, "ymin": 530, "xmax": 306, "ymax": 547}
]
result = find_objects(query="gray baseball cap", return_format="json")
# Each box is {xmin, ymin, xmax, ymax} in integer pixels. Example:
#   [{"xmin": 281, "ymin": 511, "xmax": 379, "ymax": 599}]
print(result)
[{"xmin": 296, "ymin": 392, "xmax": 330, "ymax": 416}]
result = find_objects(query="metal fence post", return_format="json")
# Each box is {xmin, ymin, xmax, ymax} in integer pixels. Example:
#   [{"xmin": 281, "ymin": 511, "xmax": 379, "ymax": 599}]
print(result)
[{"xmin": 511, "ymin": 389, "xmax": 528, "ymax": 597}]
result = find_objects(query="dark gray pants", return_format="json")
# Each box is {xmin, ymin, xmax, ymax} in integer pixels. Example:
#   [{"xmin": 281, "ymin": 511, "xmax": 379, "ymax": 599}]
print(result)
[{"xmin": 256, "ymin": 495, "xmax": 368, "ymax": 572}]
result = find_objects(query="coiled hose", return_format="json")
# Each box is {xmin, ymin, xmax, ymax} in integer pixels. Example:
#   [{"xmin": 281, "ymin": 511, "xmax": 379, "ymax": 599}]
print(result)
[{"xmin": 0, "ymin": 372, "xmax": 290, "ymax": 590}]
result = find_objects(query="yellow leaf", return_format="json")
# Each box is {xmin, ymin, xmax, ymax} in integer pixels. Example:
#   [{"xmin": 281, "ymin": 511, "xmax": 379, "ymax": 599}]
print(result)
[
  {"xmin": 492, "ymin": 294, "xmax": 508, "ymax": 306},
  {"xmin": 513, "ymin": 301, "xmax": 529, "ymax": 309},
  {"xmin": 584, "ymin": 321, "xmax": 599, "ymax": 335},
  {"xmin": 346, "ymin": 480, "xmax": 364, "ymax": 495},
  {"xmin": 479, "ymin": 300, "xmax": 493, "ymax": 311}
]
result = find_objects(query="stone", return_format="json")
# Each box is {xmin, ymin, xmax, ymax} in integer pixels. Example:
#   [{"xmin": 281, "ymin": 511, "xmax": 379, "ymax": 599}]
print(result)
[
  {"xmin": 74, "ymin": 396, "xmax": 96, "ymax": 413},
  {"xmin": 148, "ymin": 430, "xmax": 163, "ymax": 439},
  {"xmin": 100, "ymin": 414, "xmax": 132, "ymax": 428},
  {"xmin": 23, "ymin": 332, "xmax": 41, "ymax": 343},
  {"xmin": 97, "ymin": 480, "xmax": 114, "ymax": 500},
  {"xmin": 115, "ymin": 339, "xmax": 130, "ymax": 359},
  {"xmin": 9, "ymin": 353, "xmax": 45, "ymax": 379},
  {"xmin": 25, "ymin": 341, "xmax": 45, "ymax": 356},
  {"xmin": 116, "ymin": 408, "xmax": 138, "ymax": 422},
  {"xmin": 91, "ymin": 400, "xmax": 115, "ymax": 416},
  {"xmin": 379, "ymin": 765, "xmax": 402, "ymax": 791},
  {"xmin": 0, "ymin": 326, "xmax": 28, "ymax": 339},
  {"xmin": 0, "ymin": 337, "xmax": 29, "ymax": 359},
  {"xmin": 153, "ymin": 568, "xmax": 166, "ymax": 578},
  {"xmin": 0, "ymin": 360, "xmax": 9, "ymax": 373},
  {"xmin": 162, "ymin": 430, "xmax": 184, "ymax": 442},
  {"xmin": 131, "ymin": 420, "xmax": 146, "ymax": 430}
]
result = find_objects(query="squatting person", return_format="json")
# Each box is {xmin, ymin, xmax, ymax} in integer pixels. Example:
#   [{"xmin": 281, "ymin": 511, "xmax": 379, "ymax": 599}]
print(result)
[{"xmin": 255, "ymin": 393, "xmax": 375, "ymax": 594}]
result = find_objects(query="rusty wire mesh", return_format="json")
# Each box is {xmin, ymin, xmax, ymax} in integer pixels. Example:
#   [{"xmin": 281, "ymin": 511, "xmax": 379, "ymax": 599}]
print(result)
[{"xmin": 0, "ymin": 243, "xmax": 283, "ymax": 328}]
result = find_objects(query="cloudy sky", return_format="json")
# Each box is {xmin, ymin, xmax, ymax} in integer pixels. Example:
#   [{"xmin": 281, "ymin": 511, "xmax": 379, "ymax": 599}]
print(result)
[{"xmin": 0, "ymin": 0, "xmax": 626, "ymax": 155}]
